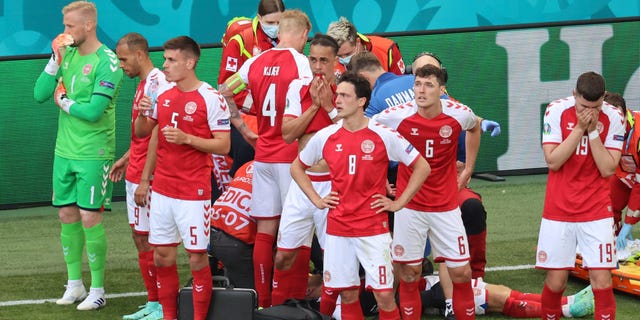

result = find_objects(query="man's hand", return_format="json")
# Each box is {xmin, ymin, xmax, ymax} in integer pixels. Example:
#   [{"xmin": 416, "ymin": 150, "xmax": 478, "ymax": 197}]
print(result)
[
  {"xmin": 480, "ymin": 119, "xmax": 501, "ymax": 137},
  {"xmin": 370, "ymin": 194, "xmax": 402, "ymax": 213},
  {"xmin": 134, "ymin": 180, "xmax": 151, "ymax": 207},
  {"xmin": 161, "ymin": 126, "xmax": 190, "ymax": 145},
  {"xmin": 54, "ymin": 80, "xmax": 75, "ymax": 113},
  {"xmin": 45, "ymin": 34, "xmax": 74, "ymax": 75},
  {"xmin": 617, "ymin": 223, "xmax": 634, "ymax": 250},
  {"xmin": 109, "ymin": 157, "xmax": 128, "ymax": 182},
  {"xmin": 312, "ymin": 191, "xmax": 340, "ymax": 210}
]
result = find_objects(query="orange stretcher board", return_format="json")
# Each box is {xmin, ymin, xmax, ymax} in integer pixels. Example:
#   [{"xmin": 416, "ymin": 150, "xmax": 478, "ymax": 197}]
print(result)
[{"xmin": 571, "ymin": 255, "xmax": 640, "ymax": 296}]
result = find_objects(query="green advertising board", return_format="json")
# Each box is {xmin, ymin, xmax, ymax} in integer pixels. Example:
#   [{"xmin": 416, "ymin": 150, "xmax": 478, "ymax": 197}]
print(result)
[{"xmin": 1, "ymin": 21, "xmax": 639, "ymax": 207}]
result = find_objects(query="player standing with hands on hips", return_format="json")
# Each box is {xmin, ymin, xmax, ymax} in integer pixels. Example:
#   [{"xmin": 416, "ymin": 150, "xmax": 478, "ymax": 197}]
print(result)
[
  {"xmin": 537, "ymin": 71, "xmax": 624, "ymax": 320},
  {"xmin": 34, "ymin": 0, "xmax": 123, "ymax": 311}
]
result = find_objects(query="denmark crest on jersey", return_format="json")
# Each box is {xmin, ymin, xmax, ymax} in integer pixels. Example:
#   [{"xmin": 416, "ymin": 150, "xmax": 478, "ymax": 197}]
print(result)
[
  {"xmin": 185, "ymin": 101, "xmax": 197, "ymax": 114},
  {"xmin": 361, "ymin": 140, "xmax": 375, "ymax": 153},
  {"xmin": 439, "ymin": 125, "xmax": 453, "ymax": 138}
]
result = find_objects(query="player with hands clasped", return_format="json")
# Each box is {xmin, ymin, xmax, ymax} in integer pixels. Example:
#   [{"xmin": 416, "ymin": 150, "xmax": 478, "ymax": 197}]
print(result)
[
  {"xmin": 291, "ymin": 72, "xmax": 430, "ymax": 320},
  {"xmin": 537, "ymin": 72, "xmax": 624, "ymax": 320}
]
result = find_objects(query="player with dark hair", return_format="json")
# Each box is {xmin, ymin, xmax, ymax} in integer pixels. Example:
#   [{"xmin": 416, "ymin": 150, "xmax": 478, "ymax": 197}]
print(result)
[
  {"xmin": 111, "ymin": 32, "xmax": 172, "ymax": 320},
  {"xmin": 271, "ymin": 33, "xmax": 340, "ymax": 306},
  {"xmin": 291, "ymin": 71, "xmax": 430, "ymax": 319},
  {"xmin": 135, "ymin": 35, "xmax": 231, "ymax": 320},
  {"xmin": 537, "ymin": 71, "xmax": 623, "ymax": 320}
]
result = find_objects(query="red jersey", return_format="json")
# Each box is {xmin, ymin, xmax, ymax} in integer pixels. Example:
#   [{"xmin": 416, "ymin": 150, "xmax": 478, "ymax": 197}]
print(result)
[
  {"xmin": 238, "ymin": 48, "xmax": 312, "ymax": 162},
  {"xmin": 126, "ymin": 68, "xmax": 171, "ymax": 184},
  {"xmin": 151, "ymin": 82, "xmax": 231, "ymax": 200},
  {"xmin": 374, "ymin": 100, "xmax": 477, "ymax": 211},
  {"xmin": 299, "ymin": 120, "xmax": 421, "ymax": 237},
  {"xmin": 212, "ymin": 161, "xmax": 257, "ymax": 244},
  {"xmin": 284, "ymin": 76, "xmax": 336, "ymax": 134},
  {"xmin": 542, "ymin": 96, "xmax": 624, "ymax": 222},
  {"xmin": 218, "ymin": 17, "xmax": 277, "ymax": 112}
]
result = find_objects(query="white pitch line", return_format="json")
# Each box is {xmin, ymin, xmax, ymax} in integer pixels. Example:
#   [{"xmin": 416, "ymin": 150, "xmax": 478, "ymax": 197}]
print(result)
[{"xmin": 0, "ymin": 264, "xmax": 537, "ymax": 307}]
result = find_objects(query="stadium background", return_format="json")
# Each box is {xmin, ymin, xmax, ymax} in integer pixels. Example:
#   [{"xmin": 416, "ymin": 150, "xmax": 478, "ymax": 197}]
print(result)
[{"xmin": 1, "ymin": 0, "xmax": 639, "ymax": 207}]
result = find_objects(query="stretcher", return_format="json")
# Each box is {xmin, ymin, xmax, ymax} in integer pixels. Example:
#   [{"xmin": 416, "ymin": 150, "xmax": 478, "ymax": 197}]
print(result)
[{"xmin": 571, "ymin": 255, "xmax": 640, "ymax": 296}]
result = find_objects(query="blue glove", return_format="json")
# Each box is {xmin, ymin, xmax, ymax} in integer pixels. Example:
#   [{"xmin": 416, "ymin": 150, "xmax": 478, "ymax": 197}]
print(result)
[
  {"xmin": 481, "ymin": 119, "xmax": 501, "ymax": 137},
  {"xmin": 617, "ymin": 223, "xmax": 634, "ymax": 250}
]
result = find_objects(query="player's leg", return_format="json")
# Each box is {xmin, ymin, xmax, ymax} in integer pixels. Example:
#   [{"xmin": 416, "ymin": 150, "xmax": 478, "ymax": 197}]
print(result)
[
  {"xmin": 324, "ymin": 235, "xmax": 360, "ymax": 319},
  {"xmin": 179, "ymin": 199, "xmax": 213, "ymax": 320},
  {"xmin": 251, "ymin": 162, "xmax": 291, "ymax": 307},
  {"xmin": 123, "ymin": 182, "xmax": 160, "ymax": 319},
  {"xmin": 536, "ymin": 218, "xmax": 575, "ymax": 319},
  {"xmin": 579, "ymin": 218, "xmax": 616, "ymax": 319},
  {"xmin": 429, "ymin": 208, "xmax": 475, "ymax": 320},
  {"xmin": 609, "ymin": 176, "xmax": 631, "ymax": 235},
  {"xmin": 459, "ymin": 189, "xmax": 487, "ymax": 279},
  {"xmin": 149, "ymin": 193, "xmax": 181, "ymax": 320},
  {"xmin": 75, "ymin": 159, "xmax": 111, "ymax": 310},
  {"xmin": 52, "ymin": 156, "xmax": 88, "ymax": 305},
  {"xmin": 391, "ymin": 208, "xmax": 429, "ymax": 320},
  {"xmin": 358, "ymin": 234, "xmax": 399, "ymax": 320}
]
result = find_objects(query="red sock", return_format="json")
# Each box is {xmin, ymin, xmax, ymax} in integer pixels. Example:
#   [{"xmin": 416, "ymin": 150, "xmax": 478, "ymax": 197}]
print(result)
[
  {"xmin": 502, "ymin": 296, "xmax": 542, "ymax": 317},
  {"xmin": 341, "ymin": 299, "xmax": 364, "ymax": 320},
  {"xmin": 191, "ymin": 265, "xmax": 212, "ymax": 320},
  {"xmin": 253, "ymin": 232, "xmax": 275, "ymax": 307},
  {"xmin": 291, "ymin": 246, "xmax": 311, "ymax": 299},
  {"xmin": 378, "ymin": 306, "xmax": 401, "ymax": 320},
  {"xmin": 510, "ymin": 289, "xmax": 542, "ymax": 303},
  {"xmin": 156, "ymin": 264, "xmax": 180, "ymax": 320},
  {"xmin": 452, "ymin": 281, "xmax": 476, "ymax": 320},
  {"xmin": 468, "ymin": 231, "xmax": 487, "ymax": 279},
  {"xmin": 541, "ymin": 283, "xmax": 563, "ymax": 319},
  {"xmin": 138, "ymin": 250, "xmax": 158, "ymax": 302},
  {"xmin": 398, "ymin": 280, "xmax": 421, "ymax": 320},
  {"xmin": 271, "ymin": 262, "xmax": 294, "ymax": 306},
  {"xmin": 320, "ymin": 286, "xmax": 339, "ymax": 316},
  {"xmin": 593, "ymin": 286, "xmax": 615, "ymax": 320}
]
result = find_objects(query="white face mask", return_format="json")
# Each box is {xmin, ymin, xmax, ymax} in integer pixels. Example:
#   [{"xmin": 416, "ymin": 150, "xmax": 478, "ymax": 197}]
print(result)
[
  {"xmin": 261, "ymin": 23, "xmax": 279, "ymax": 39},
  {"xmin": 339, "ymin": 53, "xmax": 354, "ymax": 67}
]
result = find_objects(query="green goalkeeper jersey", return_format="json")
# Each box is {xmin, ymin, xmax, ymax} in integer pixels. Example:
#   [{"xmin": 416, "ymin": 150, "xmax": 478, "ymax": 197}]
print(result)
[{"xmin": 55, "ymin": 44, "xmax": 122, "ymax": 160}]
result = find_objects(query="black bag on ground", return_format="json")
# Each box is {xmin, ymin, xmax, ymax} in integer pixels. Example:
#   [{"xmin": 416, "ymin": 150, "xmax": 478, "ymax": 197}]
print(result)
[
  {"xmin": 178, "ymin": 275, "xmax": 257, "ymax": 320},
  {"xmin": 253, "ymin": 298, "xmax": 334, "ymax": 320}
]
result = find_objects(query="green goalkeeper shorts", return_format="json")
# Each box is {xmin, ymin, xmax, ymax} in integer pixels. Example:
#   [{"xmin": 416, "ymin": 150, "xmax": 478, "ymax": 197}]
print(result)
[{"xmin": 52, "ymin": 155, "xmax": 113, "ymax": 211}]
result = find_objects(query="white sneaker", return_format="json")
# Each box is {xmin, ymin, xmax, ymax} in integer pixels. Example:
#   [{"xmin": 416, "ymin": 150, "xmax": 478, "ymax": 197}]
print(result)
[
  {"xmin": 76, "ymin": 288, "xmax": 106, "ymax": 310},
  {"xmin": 55, "ymin": 284, "xmax": 87, "ymax": 305}
]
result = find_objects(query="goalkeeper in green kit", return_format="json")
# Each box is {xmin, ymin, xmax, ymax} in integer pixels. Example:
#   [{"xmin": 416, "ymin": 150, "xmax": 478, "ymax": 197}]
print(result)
[{"xmin": 33, "ymin": 1, "xmax": 122, "ymax": 311}]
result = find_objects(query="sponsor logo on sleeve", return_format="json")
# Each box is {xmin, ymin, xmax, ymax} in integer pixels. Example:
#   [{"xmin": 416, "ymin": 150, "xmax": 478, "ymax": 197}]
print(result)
[
  {"xmin": 217, "ymin": 119, "xmax": 230, "ymax": 126},
  {"xmin": 99, "ymin": 80, "xmax": 115, "ymax": 89},
  {"xmin": 543, "ymin": 123, "xmax": 551, "ymax": 135},
  {"xmin": 405, "ymin": 144, "xmax": 414, "ymax": 154},
  {"xmin": 614, "ymin": 134, "xmax": 624, "ymax": 141}
]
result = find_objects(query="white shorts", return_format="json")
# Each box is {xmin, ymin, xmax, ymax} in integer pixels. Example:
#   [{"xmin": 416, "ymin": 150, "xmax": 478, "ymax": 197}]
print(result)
[
  {"xmin": 148, "ymin": 192, "xmax": 211, "ymax": 252},
  {"xmin": 472, "ymin": 277, "xmax": 488, "ymax": 315},
  {"xmin": 323, "ymin": 233, "xmax": 394, "ymax": 291},
  {"xmin": 536, "ymin": 217, "xmax": 616, "ymax": 269},
  {"xmin": 392, "ymin": 207, "xmax": 470, "ymax": 268},
  {"xmin": 251, "ymin": 161, "xmax": 292, "ymax": 219},
  {"xmin": 277, "ymin": 174, "xmax": 330, "ymax": 250},
  {"xmin": 126, "ymin": 180, "xmax": 151, "ymax": 233}
]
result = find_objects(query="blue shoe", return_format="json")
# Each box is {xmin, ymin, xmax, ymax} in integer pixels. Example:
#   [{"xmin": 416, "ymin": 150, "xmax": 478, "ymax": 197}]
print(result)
[
  {"xmin": 123, "ymin": 301, "xmax": 161, "ymax": 319},
  {"xmin": 139, "ymin": 307, "xmax": 164, "ymax": 320},
  {"xmin": 569, "ymin": 286, "xmax": 594, "ymax": 317}
]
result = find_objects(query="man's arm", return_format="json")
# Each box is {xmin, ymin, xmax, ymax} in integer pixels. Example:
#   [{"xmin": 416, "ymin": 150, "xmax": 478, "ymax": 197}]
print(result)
[
  {"xmin": 291, "ymin": 158, "xmax": 339, "ymax": 209},
  {"xmin": 543, "ymin": 109, "xmax": 592, "ymax": 171},
  {"xmin": 219, "ymin": 74, "xmax": 257, "ymax": 146},
  {"xmin": 372, "ymin": 156, "xmax": 429, "ymax": 213},
  {"xmin": 134, "ymin": 96, "xmax": 157, "ymax": 138},
  {"xmin": 459, "ymin": 120, "xmax": 481, "ymax": 189},
  {"xmin": 109, "ymin": 149, "xmax": 130, "ymax": 182},
  {"xmin": 161, "ymin": 128, "xmax": 231, "ymax": 155},
  {"xmin": 135, "ymin": 125, "xmax": 159, "ymax": 206}
]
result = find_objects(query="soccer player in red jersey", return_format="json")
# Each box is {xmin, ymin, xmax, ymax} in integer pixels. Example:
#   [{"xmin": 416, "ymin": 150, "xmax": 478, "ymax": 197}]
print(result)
[
  {"xmin": 271, "ymin": 33, "xmax": 340, "ymax": 306},
  {"xmin": 135, "ymin": 36, "xmax": 231, "ymax": 320},
  {"xmin": 537, "ymin": 71, "xmax": 624, "ymax": 320},
  {"xmin": 111, "ymin": 32, "xmax": 173, "ymax": 320},
  {"xmin": 373, "ymin": 64, "xmax": 481, "ymax": 320},
  {"xmin": 220, "ymin": 9, "xmax": 312, "ymax": 307},
  {"xmin": 291, "ymin": 72, "xmax": 430, "ymax": 320}
]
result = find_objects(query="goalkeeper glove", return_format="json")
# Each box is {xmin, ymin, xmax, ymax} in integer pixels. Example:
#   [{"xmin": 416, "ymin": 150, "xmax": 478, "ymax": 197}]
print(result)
[
  {"xmin": 481, "ymin": 119, "xmax": 501, "ymax": 137},
  {"xmin": 45, "ymin": 34, "xmax": 74, "ymax": 76},
  {"xmin": 54, "ymin": 80, "xmax": 75, "ymax": 114},
  {"xmin": 617, "ymin": 223, "xmax": 634, "ymax": 251}
]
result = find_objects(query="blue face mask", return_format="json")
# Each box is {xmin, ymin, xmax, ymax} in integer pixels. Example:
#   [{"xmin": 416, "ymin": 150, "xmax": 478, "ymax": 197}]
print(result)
[
  {"xmin": 339, "ymin": 53, "xmax": 354, "ymax": 67},
  {"xmin": 261, "ymin": 23, "xmax": 279, "ymax": 39}
]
